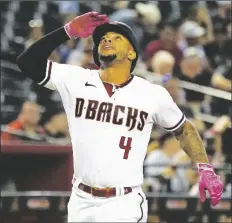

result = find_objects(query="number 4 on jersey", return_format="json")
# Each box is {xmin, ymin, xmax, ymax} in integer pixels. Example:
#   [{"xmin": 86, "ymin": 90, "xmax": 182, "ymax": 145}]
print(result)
[{"xmin": 119, "ymin": 136, "xmax": 132, "ymax": 159}]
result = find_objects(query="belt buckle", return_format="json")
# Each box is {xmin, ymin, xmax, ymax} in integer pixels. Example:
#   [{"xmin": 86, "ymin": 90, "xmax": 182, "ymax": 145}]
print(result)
[
  {"xmin": 90, "ymin": 186, "xmax": 112, "ymax": 198},
  {"xmin": 91, "ymin": 186, "xmax": 97, "ymax": 195},
  {"xmin": 91, "ymin": 186, "xmax": 101, "ymax": 196},
  {"xmin": 105, "ymin": 187, "xmax": 111, "ymax": 198}
]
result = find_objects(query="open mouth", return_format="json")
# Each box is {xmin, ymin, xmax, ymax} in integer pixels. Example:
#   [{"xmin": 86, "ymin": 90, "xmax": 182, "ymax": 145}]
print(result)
[{"xmin": 102, "ymin": 45, "xmax": 114, "ymax": 50}]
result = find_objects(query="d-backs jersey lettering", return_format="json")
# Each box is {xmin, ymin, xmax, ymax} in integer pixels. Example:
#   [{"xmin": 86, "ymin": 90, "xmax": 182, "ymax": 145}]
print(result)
[{"xmin": 38, "ymin": 60, "xmax": 186, "ymax": 187}]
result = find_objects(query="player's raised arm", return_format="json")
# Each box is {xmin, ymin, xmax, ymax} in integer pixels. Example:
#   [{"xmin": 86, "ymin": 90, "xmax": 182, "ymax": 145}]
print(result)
[
  {"xmin": 154, "ymin": 85, "xmax": 223, "ymax": 206},
  {"xmin": 16, "ymin": 12, "xmax": 109, "ymax": 83}
]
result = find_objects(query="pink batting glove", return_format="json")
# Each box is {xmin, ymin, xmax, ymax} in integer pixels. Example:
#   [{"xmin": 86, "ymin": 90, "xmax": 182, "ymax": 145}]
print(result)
[
  {"xmin": 64, "ymin": 12, "xmax": 109, "ymax": 38},
  {"xmin": 198, "ymin": 163, "xmax": 223, "ymax": 206}
]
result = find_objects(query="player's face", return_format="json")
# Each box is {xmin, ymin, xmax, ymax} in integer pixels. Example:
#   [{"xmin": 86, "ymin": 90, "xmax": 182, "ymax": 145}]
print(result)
[{"xmin": 98, "ymin": 32, "xmax": 135, "ymax": 62}]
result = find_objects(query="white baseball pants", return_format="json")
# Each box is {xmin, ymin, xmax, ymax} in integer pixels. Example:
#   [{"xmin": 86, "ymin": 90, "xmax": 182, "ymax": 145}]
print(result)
[{"xmin": 67, "ymin": 182, "xmax": 148, "ymax": 222}]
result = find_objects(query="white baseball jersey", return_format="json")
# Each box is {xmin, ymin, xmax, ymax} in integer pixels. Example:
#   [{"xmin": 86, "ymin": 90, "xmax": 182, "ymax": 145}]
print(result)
[{"xmin": 38, "ymin": 60, "xmax": 186, "ymax": 188}]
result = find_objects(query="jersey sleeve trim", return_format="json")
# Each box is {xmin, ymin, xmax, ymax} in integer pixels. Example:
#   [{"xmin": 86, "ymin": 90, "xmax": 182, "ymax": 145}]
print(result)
[
  {"xmin": 38, "ymin": 61, "xmax": 52, "ymax": 86},
  {"xmin": 164, "ymin": 113, "xmax": 186, "ymax": 131}
]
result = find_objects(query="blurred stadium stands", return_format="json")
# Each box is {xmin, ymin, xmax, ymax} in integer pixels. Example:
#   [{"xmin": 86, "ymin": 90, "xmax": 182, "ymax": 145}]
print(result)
[{"xmin": 1, "ymin": 1, "xmax": 231, "ymax": 223}]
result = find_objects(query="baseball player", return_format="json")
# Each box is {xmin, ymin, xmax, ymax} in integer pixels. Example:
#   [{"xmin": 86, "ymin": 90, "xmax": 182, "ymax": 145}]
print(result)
[{"xmin": 16, "ymin": 12, "xmax": 223, "ymax": 222}]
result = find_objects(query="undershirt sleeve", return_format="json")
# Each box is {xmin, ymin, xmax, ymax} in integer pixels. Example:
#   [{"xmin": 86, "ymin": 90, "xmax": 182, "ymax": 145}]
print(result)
[{"xmin": 16, "ymin": 27, "xmax": 70, "ymax": 83}]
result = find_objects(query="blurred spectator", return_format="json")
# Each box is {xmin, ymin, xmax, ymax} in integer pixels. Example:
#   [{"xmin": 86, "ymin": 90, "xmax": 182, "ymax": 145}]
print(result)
[
  {"xmin": 171, "ymin": 150, "xmax": 193, "ymax": 192},
  {"xmin": 57, "ymin": 14, "xmax": 78, "ymax": 63},
  {"xmin": 191, "ymin": 5, "xmax": 215, "ymax": 43},
  {"xmin": 226, "ymin": 22, "xmax": 231, "ymax": 39},
  {"xmin": 145, "ymin": 132, "xmax": 191, "ymax": 222},
  {"xmin": 109, "ymin": 2, "xmax": 161, "ymax": 51},
  {"xmin": 144, "ymin": 20, "xmax": 183, "ymax": 72},
  {"xmin": 178, "ymin": 20, "xmax": 207, "ymax": 58},
  {"xmin": 1, "ymin": 51, "xmax": 31, "ymax": 124},
  {"xmin": 203, "ymin": 22, "xmax": 230, "ymax": 69},
  {"xmin": 164, "ymin": 79, "xmax": 206, "ymax": 134},
  {"xmin": 25, "ymin": 19, "xmax": 44, "ymax": 49},
  {"xmin": 150, "ymin": 50, "xmax": 175, "ymax": 79},
  {"xmin": 204, "ymin": 115, "xmax": 231, "ymax": 145},
  {"xmin": 56, "ymin": 1, "xmax": 79, "ymax": 15},
  {"xmin": 43, "ymin": 113, "xmax": 70, "ymax": 140},
  {"xmin": 203, "ymin": 2, "xmax": 231, "ymax": 70},
  {"xmin": 66, "ymin": 37, "xmax": 97, "ymax": 69},
  {"xmin": 145, "ymin": 132, "xmax": 183, "ymax": 192},
  {"xmin": 164, "ymin": 79, "xmax": 186, "ymax": 112},
  {"xmin": 112, "ymin": 1, "xmax": 130, "ymax": 10},
  {"xmin": 178, "ymin": 47, "xmax": 212, "ymax": 111},
  {"xmin": 99, "ymin": 1, "xmax": 123, "ymax": 16},
  {"xmin": 1, "ymin": 101, "xmax": 44, "ymax": 141},
  {"xmin": 206, "ymin": 113, "xmax": 232, "ymax": 167},
  {"xmin": 216, "ymin": 1, "xmax": 231, "ymax": 23},
  {"xmin": 211, "ymin": 58, "xmax": 231, "ymax": 116},
  {"xmin": 57, "ymin": 39, "xmax": 76, "ymax": 63}
]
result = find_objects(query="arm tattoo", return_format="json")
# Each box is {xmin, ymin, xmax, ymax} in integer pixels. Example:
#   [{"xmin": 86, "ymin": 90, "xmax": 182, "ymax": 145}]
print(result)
[{"xmin": 173, "ymin": 120, "xmax": 209, "ymax": 163}]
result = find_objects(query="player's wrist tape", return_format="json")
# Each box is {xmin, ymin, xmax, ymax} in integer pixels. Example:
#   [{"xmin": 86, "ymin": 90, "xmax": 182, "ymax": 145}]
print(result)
[
  {"xmin": 197, "ymin": 163, "xmax": 214, "ymax": 171},
  {"xmin": 64, "ymin": 23, "xmax": 79, "ymax": 39}
]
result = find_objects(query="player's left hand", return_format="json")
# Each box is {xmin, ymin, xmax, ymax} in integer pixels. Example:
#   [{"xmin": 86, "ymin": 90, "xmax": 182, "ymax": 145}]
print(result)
[
  {"xmin": 197, "ymin": 163, "xmax": 223, "ymax": 206},
  {"xmin": 64, "ymin": 12, "xmax": 109, "ymax": 39}
]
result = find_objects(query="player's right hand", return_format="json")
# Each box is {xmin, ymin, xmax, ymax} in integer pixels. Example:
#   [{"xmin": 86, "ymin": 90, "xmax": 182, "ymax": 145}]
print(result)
[
  {"xmin": 198, "ymin": 163, "xmax": 223, "ymax": 206},
  {"xmin": 64, "ymin": 12, "xmax": 109, "ymax": 39}
]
